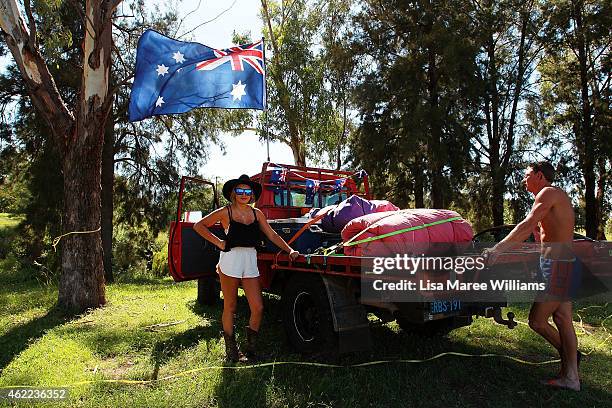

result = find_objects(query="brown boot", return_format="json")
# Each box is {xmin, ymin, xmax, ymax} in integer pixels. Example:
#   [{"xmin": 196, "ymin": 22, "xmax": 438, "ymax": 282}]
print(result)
[
  {"xmin": 244, "ymin": 326, "xmax": 260, "ymax": 361},
  {"xmin": 222, "ymin": 330, "xmax": 244, "ymax": 363}
]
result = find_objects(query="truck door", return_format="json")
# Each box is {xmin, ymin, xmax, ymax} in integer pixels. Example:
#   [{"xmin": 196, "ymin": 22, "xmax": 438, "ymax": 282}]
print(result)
[{"xmin": 168, "ymin": 176, "xmax": 224, "ymax": 282}]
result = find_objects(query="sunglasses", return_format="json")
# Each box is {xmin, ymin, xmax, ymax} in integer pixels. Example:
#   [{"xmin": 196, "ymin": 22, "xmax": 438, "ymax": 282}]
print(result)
[{"xmin": 234, "ymin": 188, "xmax": 253, "ymax": 196}]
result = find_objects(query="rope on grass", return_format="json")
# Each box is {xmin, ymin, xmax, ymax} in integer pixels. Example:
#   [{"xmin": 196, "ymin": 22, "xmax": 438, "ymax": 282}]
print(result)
[
  {"xmin": 0, "ymin": 351, "xmax": 564, "ymax": 389},
  {"xmin": 52, "ymin": 227, "xmax": 101, "ymax": 252}
]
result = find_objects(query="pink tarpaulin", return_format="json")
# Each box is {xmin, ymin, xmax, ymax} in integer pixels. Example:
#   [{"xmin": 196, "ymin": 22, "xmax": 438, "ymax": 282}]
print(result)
[
  {"xmin": 342, "ymin": 209, "xmax": 474, "ymax": 256},
  {"xmin": 370, "ymin": 200, "xmax": 400, "ymax": 213}
]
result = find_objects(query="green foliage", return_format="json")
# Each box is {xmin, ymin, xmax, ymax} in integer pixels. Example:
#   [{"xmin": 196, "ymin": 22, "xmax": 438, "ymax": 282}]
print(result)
[
  {"xmin": 0, "ymin": 148, "xmax": 32, "ymax": 214},
  {"xmin": 112, "ymin": 221, "xmax": 154, "ymax": 277},
  {"xmin": 151, "ymin": 232, "xmax": 169, "ymax": 278},
  {"xmin": 0, "ymin": 213, "xmax": 55, "ymax": 285}
]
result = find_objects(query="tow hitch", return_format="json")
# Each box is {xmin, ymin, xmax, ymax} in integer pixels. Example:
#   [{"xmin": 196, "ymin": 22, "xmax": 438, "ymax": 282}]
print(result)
[{"xmin": 483, "ymin": 307, "xmax": 517, "ymax": 329}]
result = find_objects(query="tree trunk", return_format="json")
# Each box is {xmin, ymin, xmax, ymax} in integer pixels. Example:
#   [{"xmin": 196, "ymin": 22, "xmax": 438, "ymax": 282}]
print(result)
[
  {"xmin": 336, "ymin": 99, "xmax": 347, "ymax": 170},
  {"xmin": 57, "ymin": 0, "xmax": 114, "ymax": 311},
  {"xmin": 573, "ymin": 0, "xmax": 597, "ymax": 238},
  {"xmin": 486, "ymin": 31, "xmax": 504, "ymax": 227},
  {"xmin": 425, "ymin": 2, "xmax": 443, "ymax": 209},
  {"xmin": 595, "ymin": 156, "xmax": 607, "ymax": 240},
  {"xmin": 511, "ymin": 199, "xmax": 524, "ymax": 224},
  {"xmin": 101, "ymin": 114, "xmax": 114, "ymax": 283},
  {"xmin": 491, "ymin": 176, "xmax": 505, "ymax": 226},
  {"xmin": 490, "ymin": 145, "xmax": 505, "ymax": 227},
  {"xmin": 413, "ymin": 157, "xmax": 425, "ymax": 208},
  {"xmin": 288, "ymin": 124, "xmax": 306, "ymax": 166},
  {"xmin": 502, "ymin": 7, "xmax": 528, "ymax": 171},
  {"xmin": 58, "ymin": 137, "xmax": 106, "ymax": 310}
]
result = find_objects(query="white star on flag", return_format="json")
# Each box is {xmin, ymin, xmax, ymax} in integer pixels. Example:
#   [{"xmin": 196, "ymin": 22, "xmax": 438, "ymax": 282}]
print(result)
[
  {"xmin": 172, "ymin": 51, "xmax": 185, "ymax": 64},
  {"xmin": 230, "ymin": 81, "xmax": 247, "ymax": 101},
  {"xmin": 155, "ymin": 96, "xmax": 165, "ymax": 107},
  {"xmin": 156, "ymin": 64, "xmax": 169, "ymax": 76}
]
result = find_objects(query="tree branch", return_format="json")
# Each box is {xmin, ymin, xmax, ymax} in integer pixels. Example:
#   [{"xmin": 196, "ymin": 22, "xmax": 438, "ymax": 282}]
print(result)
[
  {"xmin": 177, "ymin": 0, "xmax": 238, "ymax": 40},
  {"xmin": 0, "ymin": 0, "xmax": 74, "ymax": 148},
  {"xmin": 23, "ymin": 0, "xmax": 37, "ymax": 47},
  {"xmin": 106, "ymin": 0, "xmax": 124, "ymax": 20}
]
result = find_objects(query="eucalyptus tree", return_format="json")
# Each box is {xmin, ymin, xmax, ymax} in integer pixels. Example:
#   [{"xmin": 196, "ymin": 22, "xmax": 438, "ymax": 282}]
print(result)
[
  {"xmin": 0, "ymin": 0, "xmax": 121, "ymax": 311},
  {"xmin": 260, "ymin": 0, "xmax": 350, "ymax": 166}
]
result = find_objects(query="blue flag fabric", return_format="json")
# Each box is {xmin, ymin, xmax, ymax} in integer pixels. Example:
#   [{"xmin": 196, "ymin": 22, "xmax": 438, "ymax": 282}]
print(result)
[{"xmin": 128, "ymin": 30, "xmax": 266, "ymax": 122}]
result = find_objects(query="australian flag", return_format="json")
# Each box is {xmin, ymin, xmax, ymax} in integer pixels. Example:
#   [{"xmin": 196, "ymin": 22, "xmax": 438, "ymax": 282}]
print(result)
[{"xmin": 128, "ymin": 30, "xmax": 266, "ymax": 122}]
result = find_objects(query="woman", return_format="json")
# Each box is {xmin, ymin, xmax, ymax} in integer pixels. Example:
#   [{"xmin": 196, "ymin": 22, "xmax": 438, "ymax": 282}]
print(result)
[{"xmin": 194, "ymin": 174, "xmax": 299, "ymax": 363}]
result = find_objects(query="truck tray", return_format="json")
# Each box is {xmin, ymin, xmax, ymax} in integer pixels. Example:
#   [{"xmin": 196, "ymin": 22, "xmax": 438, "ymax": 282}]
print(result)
[{"xmin": 265, "ymin": 217, "xmax": 342, "ymax": 254}]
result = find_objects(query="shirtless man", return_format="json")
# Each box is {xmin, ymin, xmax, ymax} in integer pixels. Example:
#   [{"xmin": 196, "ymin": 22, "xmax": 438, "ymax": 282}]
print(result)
[{"xmin": 485, "ymin": 161, "xmax": 581, "ymax": 391}]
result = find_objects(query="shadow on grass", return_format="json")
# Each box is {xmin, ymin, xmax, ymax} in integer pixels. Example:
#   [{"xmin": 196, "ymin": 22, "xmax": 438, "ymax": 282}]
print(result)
[
  {"xmin": 208, "ymin": 325, "xmax": 612, "ymax": 408},
  {"xmin": 204, "ymin": 296, "xmax": 612, "ymax": 407},
  {"xmin": 150, "ymin": 323, "xmax": 223, "ymax": 380},
  {"xmin": 0, "ymin": 305, "xmax": 71, "ymax": 372}
]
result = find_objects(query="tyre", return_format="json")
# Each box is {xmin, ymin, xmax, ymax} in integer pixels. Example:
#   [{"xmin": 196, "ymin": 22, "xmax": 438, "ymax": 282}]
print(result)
[
  {"xmin": 396, "ymin": 317, "xmax": 454, "ymax": 337},
  {"xmin": 197, "ymin": 276, "xmax": 220, "ymax": 306},
  {"xmin": 282, "ymin": 273, "xmax": 336, "ymax": 353}
]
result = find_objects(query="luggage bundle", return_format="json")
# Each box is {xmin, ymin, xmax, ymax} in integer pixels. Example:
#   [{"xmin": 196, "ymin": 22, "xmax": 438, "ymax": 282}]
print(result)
[
  {"xmin": 310, "ymin": 195, "xmax": 473, "ymax": 256},
  {"xmin": 308, "ymin": 195, "xmax": 399, "ymax": 233}
]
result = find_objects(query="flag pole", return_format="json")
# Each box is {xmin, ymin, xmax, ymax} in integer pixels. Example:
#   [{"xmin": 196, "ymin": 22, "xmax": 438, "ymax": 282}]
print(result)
[{"xmin": 263, "ymin": 37, "xmax": 270, "ymax": 162}]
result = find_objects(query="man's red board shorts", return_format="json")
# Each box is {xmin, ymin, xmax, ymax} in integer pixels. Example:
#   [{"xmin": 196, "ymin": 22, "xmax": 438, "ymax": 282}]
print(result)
[{"xmin": 538, "ymin": 257, "xmax": 582, "ymax": 301}]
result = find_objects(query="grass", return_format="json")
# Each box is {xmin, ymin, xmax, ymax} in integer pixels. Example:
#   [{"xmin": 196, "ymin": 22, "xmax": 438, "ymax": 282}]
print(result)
[
  {"xmin": 0, "ymin": 214, "xmax": 610, "ymax": 407},
  {"xmin": 0, "ymin": 276, "xmax": 610, "ymax": 407}
]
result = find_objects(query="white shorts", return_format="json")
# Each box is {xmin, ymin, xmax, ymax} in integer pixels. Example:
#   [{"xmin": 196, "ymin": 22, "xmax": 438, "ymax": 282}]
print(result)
[{"xmin": 216, "ymin": 247, "xmax": 260, "ymax": 279}]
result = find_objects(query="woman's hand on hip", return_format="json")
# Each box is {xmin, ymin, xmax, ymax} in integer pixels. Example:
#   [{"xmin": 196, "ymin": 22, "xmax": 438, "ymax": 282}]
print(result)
[{"xmin": 218, "ymin": 240, "xmax": 227, "ymax": 251}]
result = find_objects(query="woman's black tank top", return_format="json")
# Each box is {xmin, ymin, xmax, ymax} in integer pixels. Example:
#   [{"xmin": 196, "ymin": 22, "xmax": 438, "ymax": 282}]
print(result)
[{"xmin": 224, "ymin": 205, "xmax": 263, "ymax": 250}]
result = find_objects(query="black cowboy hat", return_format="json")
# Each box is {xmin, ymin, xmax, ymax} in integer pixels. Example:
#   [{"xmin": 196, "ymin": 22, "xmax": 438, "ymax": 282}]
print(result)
[{"xmin": 222, "ymin": 174, "xmax": 262, "ymax": 201}]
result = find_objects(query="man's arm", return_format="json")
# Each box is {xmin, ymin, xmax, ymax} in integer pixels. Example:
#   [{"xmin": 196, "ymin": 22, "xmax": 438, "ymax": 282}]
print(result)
[{"xmin": 492, "ymin": 188, "xmax": 555, "ymax": 253}]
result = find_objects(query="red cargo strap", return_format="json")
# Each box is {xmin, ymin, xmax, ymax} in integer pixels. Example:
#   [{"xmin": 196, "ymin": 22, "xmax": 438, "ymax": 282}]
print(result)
[{"xmin": 273, "ymin": 206, "xmax": 335, "ymax": 266}]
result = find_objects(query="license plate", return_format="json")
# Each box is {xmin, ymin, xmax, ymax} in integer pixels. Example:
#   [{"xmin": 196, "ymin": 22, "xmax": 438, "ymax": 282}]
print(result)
[{"xmin": 430, "ymin": 299, "xmax": 462, "ymax": 314}]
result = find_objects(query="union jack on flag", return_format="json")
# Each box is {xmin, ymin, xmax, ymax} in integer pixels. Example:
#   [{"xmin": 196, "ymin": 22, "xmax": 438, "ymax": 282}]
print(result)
[
  {"xmin": 306, "ymin": 179, "xmax": 320, "ymax": 191},
  {"xmin": 128, "ymin": 30, "xmax": 266, "ymax": 122},
  {"xmin": 270, "ymin": 167, "xmax": 289, "ymax": 183},
  {"xmin": 196, "ymin": 40, "xmax": 265, "ymax": 74}
]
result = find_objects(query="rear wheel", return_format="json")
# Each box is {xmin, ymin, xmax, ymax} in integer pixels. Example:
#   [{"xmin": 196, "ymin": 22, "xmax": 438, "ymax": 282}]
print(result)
[{"xmin": 282, "ymin": 274, "xmax": 336, "ymax": 353}]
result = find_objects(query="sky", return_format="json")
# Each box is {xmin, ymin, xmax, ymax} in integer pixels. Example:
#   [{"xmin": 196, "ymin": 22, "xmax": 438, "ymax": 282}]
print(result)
[{"xmin": 0, "ymin": 0, "xmax": 295, "ymax": 182}]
